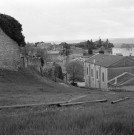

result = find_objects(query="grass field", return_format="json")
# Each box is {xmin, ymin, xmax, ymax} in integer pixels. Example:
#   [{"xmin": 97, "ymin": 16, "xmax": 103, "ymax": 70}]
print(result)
[
  {"xmin": 0, "ymin": 69, "xmax": 134, "ymax": 135},
  {"xmin": 0, "ymin": 69, "xmax": 89, "ymax": 106}
]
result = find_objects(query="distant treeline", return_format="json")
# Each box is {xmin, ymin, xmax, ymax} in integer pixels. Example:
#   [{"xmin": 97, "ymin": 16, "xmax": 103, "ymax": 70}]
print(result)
[
  {"xmin": 59, "ymin": 39, "xmax": 114, "ymax": 55},
  {"xmin": 74, "ymin": 39, "xmax": 114, "ymax": 49}
]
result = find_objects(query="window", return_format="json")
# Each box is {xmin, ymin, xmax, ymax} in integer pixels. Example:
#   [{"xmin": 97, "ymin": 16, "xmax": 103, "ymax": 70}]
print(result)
[
  {"xmin": 87, "ymin": 68, "xmax": 88, "ymax": 75},
  {"xmin": 102, "ymin": 72, "xmax": 105, "ymax": 82},
  {"xmin": 91, "ymin": 69, "xmax": 93, "ymax": 77},
  {"xmin": 96, "ymin": 71, "xmax": 98, "ymax": 79}
]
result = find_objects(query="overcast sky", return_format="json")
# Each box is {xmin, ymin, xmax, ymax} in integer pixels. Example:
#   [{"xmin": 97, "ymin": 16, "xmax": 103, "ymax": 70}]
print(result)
[{"xmin": 0, "ymin": 0, "xmax": 134, "ymax": 42}]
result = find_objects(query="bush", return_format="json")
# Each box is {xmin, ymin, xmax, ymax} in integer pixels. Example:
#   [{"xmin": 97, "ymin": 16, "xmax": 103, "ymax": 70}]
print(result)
[
  {"xmin": 54, "ymin": 63, "xmax": 63, "ymax": 80},
  {"xmin": 43, "ymin": 64, "xmax": 63, "ymax": 80},
  {"xmin": 88, "ymin": 48, "xmax": 93, "ymax": 54},
  {"xmin": 0, "ymin": 13, "xmax": 25, "ymax": 46},
  {"xmin": 99, "ymin": 50, "xmax": 104, "ymax": 54},
  {"xmin": 42, "ymin": 66, "xmax": 53, "ymax": 78}
]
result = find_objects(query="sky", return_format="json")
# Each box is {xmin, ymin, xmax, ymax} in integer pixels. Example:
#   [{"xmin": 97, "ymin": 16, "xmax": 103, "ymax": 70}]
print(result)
[{"xmin": 0, "ymin": 0, "xmax": 134, "ymax": 42}]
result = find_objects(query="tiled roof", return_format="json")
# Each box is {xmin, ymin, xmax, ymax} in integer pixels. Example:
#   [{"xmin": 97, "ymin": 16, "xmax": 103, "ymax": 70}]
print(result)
[{"xmin": 85, "ymin": 54, "xmax": 125, "ymax": 67}]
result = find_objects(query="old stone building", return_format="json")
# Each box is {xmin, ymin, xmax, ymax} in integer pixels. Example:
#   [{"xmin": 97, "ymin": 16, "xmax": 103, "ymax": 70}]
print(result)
[
  {"xmin": 0, "ymin": 28, "xmax": 23, "ymax": 70},
  {"xmin": 84, "ymin": 54, "xmax": 134, "ymax": 90}
]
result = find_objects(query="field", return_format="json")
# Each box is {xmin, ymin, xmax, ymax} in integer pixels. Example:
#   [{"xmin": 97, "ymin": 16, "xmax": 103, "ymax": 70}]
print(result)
[{"xmin": 0, "ymin": 69, "xmax": 134, "ymax": 135}]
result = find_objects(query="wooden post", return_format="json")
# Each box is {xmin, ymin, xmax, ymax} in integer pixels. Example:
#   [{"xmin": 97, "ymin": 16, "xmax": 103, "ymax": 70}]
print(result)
[{"xmin": 111, "ymin": 97, "xmax": 130, "ymax": 104}]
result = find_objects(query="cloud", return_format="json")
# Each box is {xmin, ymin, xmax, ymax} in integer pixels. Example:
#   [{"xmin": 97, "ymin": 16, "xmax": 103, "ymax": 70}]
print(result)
[{"xmin": 0, "ymin": 0, "xmax": 134, "ymax": 42}]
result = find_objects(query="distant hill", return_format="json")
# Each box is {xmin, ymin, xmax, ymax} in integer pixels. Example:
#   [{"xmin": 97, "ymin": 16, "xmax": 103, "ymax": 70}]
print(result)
[{"xmin": 109, "ymin": 38, "xmax": 134, "ymax": 47}]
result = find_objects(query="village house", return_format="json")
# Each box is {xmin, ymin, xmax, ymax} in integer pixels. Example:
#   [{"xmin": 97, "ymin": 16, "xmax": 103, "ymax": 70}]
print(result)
[
  {"xmin": 112, "ymin": 45, "xmax": 134, "ymax": 56},
  {"xmin": 84, "ymin": 54, "xmax": 134, "ymax": 90},
  {"xmin": 0, "ymin": 28, "xmax": 25, "ymax": 71},
  {"xmin": 36, "ymin": 42, "xmax": 52, "ymax": 50},
  {"xmin": 47, "ymin": 50, "xmax": 60, "ymax": 62}
]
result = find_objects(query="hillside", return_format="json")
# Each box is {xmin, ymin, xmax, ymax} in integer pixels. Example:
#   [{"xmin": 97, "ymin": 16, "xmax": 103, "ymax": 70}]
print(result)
[
  {"xmin": 0, "ymin": 68, "xmax": 87, "ymax": 106},
  {"xmin": 0, "ymin": 69, "xmax": 134, "ymax": 135},
  {"xmin": 109, "ymin": 38, "xmax": 134, "ymax": 47},
  {"xmin": 53, "ymin": 38, "xmax": 134, "ymax": 47}
]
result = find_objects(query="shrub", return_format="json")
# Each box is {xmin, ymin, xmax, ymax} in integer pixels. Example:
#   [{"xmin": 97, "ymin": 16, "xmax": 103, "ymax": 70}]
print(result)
[{"xmin": 0, "ymin": 13, "xmax": 25, "ymax": 46}]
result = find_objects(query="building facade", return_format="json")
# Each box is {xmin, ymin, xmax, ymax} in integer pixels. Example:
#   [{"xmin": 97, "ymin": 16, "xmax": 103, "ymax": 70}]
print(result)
[
  {"xmin": 85, "ymin": 54, "xmax": 134, "ymax": 90},
  {"xmin": 112, "ymin": 47, "xmax": 134, "ymax": 56}
]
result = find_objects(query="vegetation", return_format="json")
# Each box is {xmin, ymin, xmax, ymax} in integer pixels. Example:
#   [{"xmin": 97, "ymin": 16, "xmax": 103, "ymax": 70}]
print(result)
[
  {"xmin": 53, "ymin": 63, "xmax": 63, "ymax": 80},
  {"xmin": 60, "ymin": 42, "xmax": 70, "ymax": 56},
  {"xmin": 99, "ymin": 50, "xmax": 104, "ymax": 54},
  {"xmin": 87, "ymin": 39, "xmax": 95, "ymax": 49},
  {"xmin": 0, "ymin": 69, "xmax": 134, "ymax": 135},
  {"xmin": 75, "ymin": 39, "xmax": 114, "ymax": 50},
  {"xmin": 88, "ymin": 48, "xmax": 93, "ymax": 54},
  {"xmin": 43, "ymin": 63, "xmax": 63, "ymax": 81},
  {"xmin": 0, "ymin": 13, "xmax": 25, "ymax": 46},
  {"xmin": 42, "ymin": 66, "xmax": 53, "ymax": 78},
  {"xmin": 66, "ymin": 60, "xmax": 84, "ymax": 84},
  {"xmin": 0, "ymin": 102, "xmax": 134, "ymax": 135}
]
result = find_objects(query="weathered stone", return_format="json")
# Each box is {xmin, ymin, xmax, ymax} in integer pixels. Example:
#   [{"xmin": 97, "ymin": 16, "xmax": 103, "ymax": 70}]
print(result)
[{"xmin": 0, "ymin": 28, "xmax": 21, "ymax": 70}]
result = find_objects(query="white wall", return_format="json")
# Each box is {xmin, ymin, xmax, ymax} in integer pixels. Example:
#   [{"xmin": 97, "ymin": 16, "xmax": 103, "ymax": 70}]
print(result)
[
  {"xmin": 84, "ymin": 62, "xmax": 90, "ymax": 87},
  {"xmin": 100, "ymin": 67, "xmax": 108, "ymax": 89},
  {"xmin": 90, "ymin": 64, "xmax": 95, "ymax": 88},
  {"xmin": 84, "ymin": 62, "xmax": 108, "ymax": 89},
  {"xmin": 112, "ymin": 48, "xmax": 134, "ymax": 56}
]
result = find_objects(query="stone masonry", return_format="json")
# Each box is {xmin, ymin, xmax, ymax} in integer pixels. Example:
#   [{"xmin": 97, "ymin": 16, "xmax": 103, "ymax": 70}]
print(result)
[{"xmin": 0, "ymin": 28, "xmax": 21, "ymax": 71}]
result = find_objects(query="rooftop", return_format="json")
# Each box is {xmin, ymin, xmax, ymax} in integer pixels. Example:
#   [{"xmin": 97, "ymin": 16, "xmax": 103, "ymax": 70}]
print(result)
[
  {"xmin": 108, "ymin": 72, "xmax": 134, "ymax": 87},
  {"xmin": 85, "ymin": 54, "xmax": 126, "ymax": 67}
]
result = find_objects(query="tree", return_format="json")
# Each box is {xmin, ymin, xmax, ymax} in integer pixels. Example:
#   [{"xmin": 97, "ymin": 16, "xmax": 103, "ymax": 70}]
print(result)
[
  {"xmin": 87, "ymin": 39, "xmax": 94, "ymax": 54},
  {"xmin": 99, "ymin": 50, "xmax": 104, "ymax": 54},
  {"xmin": 103, "ymin": 39, "xmax": 114, "ymax": 49},
  {"xmin": 60, "ymin": 42, "xmax": 70, "ymax": 56},
  {"xmin": 0, "ymin": 13, "xmax": 25, "ymax": 46},
  {"xmin": 43, "ymin": 66, "xmax": 53, "ymax": 78},
  {"xmin": 66, "ymin": 60, "xmax": 84, "ymax": 84},
  {"xmin": 36, "ymin": 47, "xmax": 48, "ymax": 66},
  {"xmin": 52, "ymin": 63, "xmax": 63, "ymax": 82},
  {"xmin": 105, "ymin": 39, "xmax": 109, "ymax": 49},
  {"xmin": 87, "ymin": 40, "xmax": 90, "ymax": 49},
  {"xmin": 25, "ymin": 42, "xmax": 35, "ymax": 55},
  {"xmin": 54, "ymin": 64, "xmax": 63, "ymax": 80},
  {"xmin": 42, "ymin": 63, "xmax": 63, "ymax": 82},
  {"xmin": 88, "ymin": 48, "xmax": 93, "ymax": 54},
  {"xmin": 87, "ymin": 39, "xmax": 94, "ymax": 50}
]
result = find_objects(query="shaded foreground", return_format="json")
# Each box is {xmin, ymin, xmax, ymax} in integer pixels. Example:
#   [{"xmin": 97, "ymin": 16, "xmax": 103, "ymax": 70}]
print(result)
[{"xmin": 0, "ymin": 102, "xmax": 134, "ymax": 135}]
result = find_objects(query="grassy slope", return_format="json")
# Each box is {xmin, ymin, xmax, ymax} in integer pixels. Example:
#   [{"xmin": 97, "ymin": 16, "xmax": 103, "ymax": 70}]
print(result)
[
  {"xmin": 0, "ymin": 68, "xmax": 90, "ymax": 106},
  {"xmin": 0, "ymin": 69, "xmax": 134, "ymax": 135}
]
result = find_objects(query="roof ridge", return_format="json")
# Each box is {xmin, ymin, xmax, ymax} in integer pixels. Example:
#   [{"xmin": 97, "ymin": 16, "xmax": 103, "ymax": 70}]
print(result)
[{"xmin": 85, "ymin": 53, "xmax": 99, "ymax": 62}]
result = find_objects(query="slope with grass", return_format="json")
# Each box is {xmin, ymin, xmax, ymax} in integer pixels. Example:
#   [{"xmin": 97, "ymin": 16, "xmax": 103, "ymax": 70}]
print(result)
[
  {"xmin": 0, "ymin": 68, "xmax": 134, "ymax": 135},
  {"xmin": 0, "ymin": 68, "xmax": 90, "ymax": 106}
]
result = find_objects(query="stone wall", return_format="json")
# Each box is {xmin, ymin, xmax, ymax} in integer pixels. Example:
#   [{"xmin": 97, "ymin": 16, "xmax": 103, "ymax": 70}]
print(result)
[{"xmin": 0, "ymin": 28, "xmax": 21, "ymax": 70}]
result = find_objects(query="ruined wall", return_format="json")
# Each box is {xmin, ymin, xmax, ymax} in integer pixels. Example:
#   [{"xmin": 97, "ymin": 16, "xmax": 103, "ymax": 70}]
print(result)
[{"xmin": 0, "ymin": 28, "xmax": 21, "ymax": 70}]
